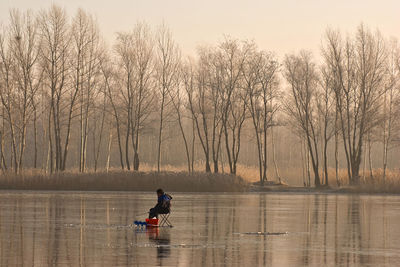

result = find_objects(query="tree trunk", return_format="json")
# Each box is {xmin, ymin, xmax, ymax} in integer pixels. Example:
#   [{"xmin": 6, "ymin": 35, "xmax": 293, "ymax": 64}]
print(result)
[
  {"xmin": 306, "ymin": 143, "xmax": 311, "ymax": 187},
  {"xmin": 323, "ymin": 141, "xmax": 329, "ymax": 186},
  {"xmin": 110, "ymin": 101, "xmax": 124, "ymax": 170},
  {"xmin": 106, "ymin": 129, "xmax": 112, "ymax": 173},
  {"xmin": 271, "ymin": 127, "xmax": 281, "ymax": 183},
  {"xmin": 205, "ymin": 155, "xmax": 211, "ymax": 172},
  {"xmin": 157, "ymin": 96, "xmax": 165, "ymax": 172},
  {"xmin": 0, "ymin": 109, "xmax": 6, "ymax": 171},
  {"xmin": 300, "ymin": 138, "xmax": 306, "ymax": 187},
  {"xmin": 33, "ymin": 108, "xmax": 38, "ymax": 169},
  {"xmin": 223, "ymin": 124, "xmax": 233, "ymax": 174},
  {"xmin": 133, "ymin": 122, "xmax": 140, "ymax": 171},
  {"xmin": 61, "ymin": 87, "xmax": 79, "ymax": 172},
  {"xmin": 0, "ymin": 131, "xmax": 5, "ymax": 171},
  {"xmin": 334, "ymin": 110, "xmax": 340, "ymax": 187},
  {"xmin": 368, "ymin": 136, "xmax": 373, "ymax": 179},
  {"xmin": 125, "ymin": 121, "xmax": 131, "ymax": 171},
  {"xmin": 18, "ymin": 121, "xmax": 27, "ymax": 173},
  {"xmin": 9, "ymin": 119, "xmax": 19, "ymax": 174},
  {"xmin": 82, "ymin": 103, "xmax": 89, "ymax": 172},
  {"xmin": 94, "ymin": 99, "xmax": 106, "ymax": 172},
  {"xmin": 48, "ymin": 104, "xmax": 54, "ymax": 174},
  {"xmin": 263, "ymin": 115, "xmax": 268, "ymax": 183},
  {"xmin": 80, "ymin": 100, "xmax": 84, "ymax": 172},
  {"xmin": 115, "ymin": 118, "xmax": 124, "ymax": 170},
  {"xmin": 177, "ymin": 114, "xmax": 191, "ymax": 173},
  {"xmin": 191, "ymin": 116, "xmax": 195, "ymax": 173}
]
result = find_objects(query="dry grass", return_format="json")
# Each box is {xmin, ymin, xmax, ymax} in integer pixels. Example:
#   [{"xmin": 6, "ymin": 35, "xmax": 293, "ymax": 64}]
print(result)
[
  {"xmin": 236, "ymin": 164, "xmax": 400, "ymax": 194},
  {"xmin": 340, "ymin": 169, "xmax": 400, "ymax": 194},
  {"xmin": 1, "ymin": 164, "xmax": 399, "ymax": 193},
  {"xmin": 0, "ymin": 170, "xmax": 248, "ymax": 192},
  {"xmin": 296, "ymin": 167, "xmax": 400, "ymax": 193}
]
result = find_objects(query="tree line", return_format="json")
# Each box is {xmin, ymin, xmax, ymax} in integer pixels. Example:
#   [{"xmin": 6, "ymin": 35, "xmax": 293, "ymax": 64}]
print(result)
[{"xmin": 0, "ymin": 6, "xmax": 399, "ymax": 186}]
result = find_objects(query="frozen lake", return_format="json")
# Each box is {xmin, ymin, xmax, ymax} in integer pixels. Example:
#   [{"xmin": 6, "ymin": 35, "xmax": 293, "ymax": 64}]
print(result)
[{"xmin": 0, "ymin": 191, "xmax": 399, "ymax": 266}]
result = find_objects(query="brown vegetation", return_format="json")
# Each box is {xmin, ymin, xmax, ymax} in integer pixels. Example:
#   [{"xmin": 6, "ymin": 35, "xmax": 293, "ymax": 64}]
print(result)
[
  {"xmin": 238, "ymin": 164, "xmax": 400, "ymax": 193},
  {"xmin": 1, "ymin": 163, "xmax": 398, "ymax": 193},
  {"xmin": 336, "ymin": 169, "xmax": 400, "ymax": 194},
  {"xmin": 0, "ymin": 170, "xmax": 248, "ymax": 192}
]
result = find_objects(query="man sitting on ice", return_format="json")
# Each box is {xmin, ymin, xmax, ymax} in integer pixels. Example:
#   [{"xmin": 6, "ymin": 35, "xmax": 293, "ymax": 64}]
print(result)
[{"xmin": 148, "ymin": 188, "xmax": 172, "ymax": 219}]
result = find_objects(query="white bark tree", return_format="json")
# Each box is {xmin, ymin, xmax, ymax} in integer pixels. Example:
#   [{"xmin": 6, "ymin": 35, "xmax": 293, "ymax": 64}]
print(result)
[{"xmin": 71, "ymin": 8, "xmax": 102, "ymax": 172}]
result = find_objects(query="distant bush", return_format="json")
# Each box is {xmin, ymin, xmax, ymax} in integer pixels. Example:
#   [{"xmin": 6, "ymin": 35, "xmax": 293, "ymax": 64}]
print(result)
[{"xmin": 0, "ymin": 170, "xmax": 249, "ymax": 192}]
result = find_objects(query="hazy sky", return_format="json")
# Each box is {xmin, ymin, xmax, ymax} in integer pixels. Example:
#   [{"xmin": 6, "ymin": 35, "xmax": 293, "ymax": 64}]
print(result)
[{"xmin": 0, "ymin": 0, "xmax": 399, "ymax": 59}]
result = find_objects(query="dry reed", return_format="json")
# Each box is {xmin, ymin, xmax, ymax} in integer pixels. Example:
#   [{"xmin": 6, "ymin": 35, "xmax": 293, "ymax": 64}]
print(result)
[
  {"xmin": 0, "ymin": 170, "xmax": 248, "ymax": 192},
  {"xmin": 1, "ymin": 164, "xmax": 399, "ymax": 193}
]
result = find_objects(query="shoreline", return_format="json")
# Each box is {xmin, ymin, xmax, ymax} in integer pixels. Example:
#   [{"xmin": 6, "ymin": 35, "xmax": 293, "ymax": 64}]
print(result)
[
  {"xmin": 0, "ymin": 171, "xmax": 398, "ymax": 195},
  {"xmin": 249, "ymin": 183, "xmax": 400, "ymax": 195},
  {"xmin": 0, "ymin": 185, "xmax": 399, "ymax": 196},
  {"xmin": 0, "ymin": 170, "xmax": 248, "ymax": 192}
]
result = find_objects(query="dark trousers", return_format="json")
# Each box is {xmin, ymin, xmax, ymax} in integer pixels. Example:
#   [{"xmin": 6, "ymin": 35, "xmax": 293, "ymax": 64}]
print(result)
[{"xmin": 149, "ymin": 205, "xmax": 169, "ymax": 219}]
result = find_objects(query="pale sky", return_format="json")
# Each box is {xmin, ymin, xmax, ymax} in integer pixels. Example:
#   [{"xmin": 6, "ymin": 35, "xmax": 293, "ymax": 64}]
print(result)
[{"xmin": 0, "ymin": 0, "xmax": 399, "ymax": 59}]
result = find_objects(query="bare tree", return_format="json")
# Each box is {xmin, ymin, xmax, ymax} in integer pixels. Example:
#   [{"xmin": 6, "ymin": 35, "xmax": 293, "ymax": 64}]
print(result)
[
  {"xmin": 380, "ymin": 38, "xmax": 400, "ymax": 181},
  {"xmin": 0, "ymin": 23, "xmax": 16, "ymax": 171},
  {"xmin": 100, "ymin": 52, "xmax": 125, "ymax": 169},
  {"xmin": 0, "ymin": 105, "xmax": 7, "ymax": 171},
  {"xmin": 114, "ymin": 31, "xmax": 136, "ymax": 170},
  {"xmin": 217, "ymin": 38, "xmax": 249, "ymax": 174},
  {"xmin": 168, "ymin": 63, "xmax": 192, "ymax": 172},
  {"xmin": 154, "ymin": 24, "xmax": 180, "ymax": 172},
  {"xmin": 318, "ymin": 66, "xmax": 336, "ymax": 186},
  {"xmin": 182, "ymin": 57, "xmax": 212, "ymax": 172},
  {"xmin": 130, "ymin": 23, "xmax": 155, "ymax": 171},
  {"xmin": 322, "ymin": 25, "xmax": 387, "ymax": 184},
  {"xmin": 70, "ymin": 9, "xmax": 101, "ymax": 172},
  {"xmin": 113, "ymin": 25, "xmax": 156, "ymax": 172},
  {"xmin": 334, "ymin": 105, "xmax": 340, "ymax": 186},
  {"xmin": 0, "ymin": 10, "xmax": 40, "ymax": 173},
  {"xmin": 38, "ymin": 5, "xmax": 72, "ymax": 172},
  {"xmin": 93, "ymin": 83, "xmax": 108, "ymax": 172},
  {"xmin": 184, "ymin": 48, "xmax": 223, "ymax": 173},
  {"xmin": 284, "ymin": 51, "xmax": 322, "ymax": 187},
  {"xmin": 200, "ymin": 47, "xmax": 225, "ymax": 173},
  {"xmin": 243, "ymin": 47, "xmax": 279, "ymax": 183}
]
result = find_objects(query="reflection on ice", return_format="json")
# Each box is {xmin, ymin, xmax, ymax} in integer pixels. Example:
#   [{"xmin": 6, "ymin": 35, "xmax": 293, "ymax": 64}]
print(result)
[
  {"xmin": 236, "ymin": 231, "xmax": 289, "ymax": 236},
  {"xmin": 64, "ymin": 223, "xmax": 133, "ymax": 229},
  {"xmin": 0, "ymin": 192, "xmax": 399, "ymax": 266}
]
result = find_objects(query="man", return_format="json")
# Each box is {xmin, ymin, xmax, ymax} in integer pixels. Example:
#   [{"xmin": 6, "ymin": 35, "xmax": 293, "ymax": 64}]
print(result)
[{"xmin": 149, "ymin": 188, "xmax": 172, "ymax": 219}]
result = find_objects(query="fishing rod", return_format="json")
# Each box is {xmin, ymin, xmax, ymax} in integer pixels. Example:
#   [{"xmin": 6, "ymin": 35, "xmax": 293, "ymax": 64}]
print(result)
[{"xmin": 134, "ymin": 212, "xmax": 148, "ymax": 218}]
